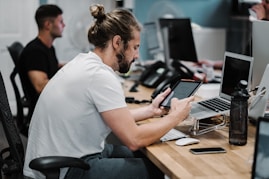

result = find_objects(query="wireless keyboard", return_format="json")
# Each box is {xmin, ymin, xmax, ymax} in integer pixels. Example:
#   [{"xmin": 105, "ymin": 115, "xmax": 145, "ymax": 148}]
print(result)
[{"xmin": 160, "ymin": 128, "xmax": 188, "ymax": 142}]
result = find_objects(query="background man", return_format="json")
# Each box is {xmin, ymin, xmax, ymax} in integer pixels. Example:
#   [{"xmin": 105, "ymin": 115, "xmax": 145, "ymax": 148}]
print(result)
[{"xmin": 19, "ymin": 4, "xmax": 65, "ymax": 121}]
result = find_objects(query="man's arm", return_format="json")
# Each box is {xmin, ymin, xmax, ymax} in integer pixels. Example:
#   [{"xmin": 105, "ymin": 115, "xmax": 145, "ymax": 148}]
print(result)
[
  {"xmin": 129, "ymin": 88, "xmax": 171, "ymax": 122},
  {"xmin": 28, "ymin": 70, "xmax": 49, "ymax": 94},
  {"xmin": 102, "ymin": 96, "xmax": 194, "ymax": 151}
]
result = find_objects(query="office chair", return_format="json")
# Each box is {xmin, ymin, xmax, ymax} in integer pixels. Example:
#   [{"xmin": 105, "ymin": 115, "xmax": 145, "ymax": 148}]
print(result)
[
  {"xmin": 0, "ymin": 71, "xmax": 90, "ymax": 179},
  {"xmin": 7, "ymin": 42, "xmax": 23, "ymax": 67},
  {"xmin": 7, "ymin": 42, "xmax": 31, "ymax": 135}
]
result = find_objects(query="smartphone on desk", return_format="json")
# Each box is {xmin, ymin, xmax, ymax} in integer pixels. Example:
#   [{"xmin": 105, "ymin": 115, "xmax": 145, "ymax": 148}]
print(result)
[
  {"xmin": 160, "ymin": 80, "xmax": 202, "ymax": 108},
  {"xmin": 189, "ymin": 147, "xmax": 226, "ymax": 155}
]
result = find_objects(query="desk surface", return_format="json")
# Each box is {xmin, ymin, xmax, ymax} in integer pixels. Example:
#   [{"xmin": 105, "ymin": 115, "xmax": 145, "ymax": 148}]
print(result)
[{"xmin": 123, "ymin": 79, "xmax": 255, "ymax": 179}]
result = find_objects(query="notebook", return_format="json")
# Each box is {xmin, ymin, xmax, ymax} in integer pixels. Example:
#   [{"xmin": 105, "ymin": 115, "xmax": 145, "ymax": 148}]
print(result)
[
  {"xmin": 190, "ymin": 51, "xmax": 253, "ymax": 120},
  {"xmin": 251, "ymin": 117, "xmax": 269, "ymax": 179}
]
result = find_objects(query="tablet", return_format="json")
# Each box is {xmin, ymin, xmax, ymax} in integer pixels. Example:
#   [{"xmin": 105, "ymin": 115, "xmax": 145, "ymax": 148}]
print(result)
[{"xmin": 160, "ymin": 80, "xmax": 202, "ymax": 108}]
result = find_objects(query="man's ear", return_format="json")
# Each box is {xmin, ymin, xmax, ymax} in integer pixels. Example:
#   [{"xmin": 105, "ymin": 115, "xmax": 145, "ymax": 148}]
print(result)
[
  {"xmin": 44, "ymin": 20, "xmax": 52, "ymax": 30},
  {"xmin": 112, "ymin": 35, "xmax": 122, "ymax": 49}
]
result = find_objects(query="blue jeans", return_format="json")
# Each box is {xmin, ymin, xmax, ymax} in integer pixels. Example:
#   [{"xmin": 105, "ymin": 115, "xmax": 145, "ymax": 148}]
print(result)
[{"xmin": 64, "ymin": 144, "xmax": 164, "ymax": 179}]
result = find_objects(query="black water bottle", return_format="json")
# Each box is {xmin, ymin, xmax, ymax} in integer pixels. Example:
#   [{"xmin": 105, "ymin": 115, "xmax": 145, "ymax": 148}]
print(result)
[{"xmin": 229, "ymin": 80, "xmax": 250, "ymax": 146}]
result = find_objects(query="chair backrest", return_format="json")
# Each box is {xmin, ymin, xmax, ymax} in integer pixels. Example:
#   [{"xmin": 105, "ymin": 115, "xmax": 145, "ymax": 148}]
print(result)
[
  {"xmin": 7, "ymin": 42, "xmax": 24, "ymax": 67},
  {"xmin": 0, "ymin": 71, "xmax": 24, "ymax": 177},
  {"xmin": 9, "ymin": 67, "xmax": 25, "ymax": 130},
  {"xmin": 7, "ymin": 42, "xmax": 31, "ymax": 135}
]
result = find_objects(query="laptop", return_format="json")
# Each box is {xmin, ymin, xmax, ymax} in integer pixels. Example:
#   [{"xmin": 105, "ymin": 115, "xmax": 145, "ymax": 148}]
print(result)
[
  {"xmin": 249, "ymin": 64, "xmax": 269, "ymax": 122},
  {"xmin": 190, "ymin": 51, "xmax": 253, "ymax": 120},
  {"xmin": 251, "ymin": 117, "xmax": 269, "ymax": 179}
]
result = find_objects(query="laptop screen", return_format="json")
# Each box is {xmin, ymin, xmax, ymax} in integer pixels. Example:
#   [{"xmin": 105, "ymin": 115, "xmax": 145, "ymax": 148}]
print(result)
[
  {"xmin": 252, "ymin": 117, "xmax": 269, "ymax": 179},
  {"xmin": 219, "ymin": 52, "xmax": 253, "ymax": 100}
]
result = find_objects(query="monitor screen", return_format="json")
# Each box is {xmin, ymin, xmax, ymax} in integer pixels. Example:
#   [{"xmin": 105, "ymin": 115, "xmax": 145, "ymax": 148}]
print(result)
[
  {"xmin": 252, "ymin": 20, "xmax": 269, "ymax": 89},
  {"xmin": 252, "ymin": 117, "xmax": 269, "ymax": 179},
  {"xmin": 143, "ymin": 22, "xmax": 162, "ymax": 55},
  {"xmin": 159, "ymin": 18, "xmax": 198, "ymax": 62}
]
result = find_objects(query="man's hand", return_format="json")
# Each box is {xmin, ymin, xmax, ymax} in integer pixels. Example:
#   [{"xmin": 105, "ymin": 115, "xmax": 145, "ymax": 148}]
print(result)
[
  {"xmin": 150, "ymin": 87, "xmax": 171, "ymax": 116},
  {"xmin": 252, "ymin": 3, "xmax": 266, "ymax": 20}
]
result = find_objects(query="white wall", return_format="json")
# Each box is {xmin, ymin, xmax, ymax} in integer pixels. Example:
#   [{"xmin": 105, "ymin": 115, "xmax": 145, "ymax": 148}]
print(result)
[
  {"xmin": 0, "ymin": 0, "xmax": 115, "ymax": 114},
  {"xmin": 0, "ymin": 0, "xmax": 39, "ymax": 114},
  {"xmin": 48, "ymin": 0, "xmax": 116, "ymax": 62}
]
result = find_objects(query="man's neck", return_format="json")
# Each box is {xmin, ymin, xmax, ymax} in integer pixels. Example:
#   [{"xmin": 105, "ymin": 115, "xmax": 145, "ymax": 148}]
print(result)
[
  {"xmin": 38, "ymin": 33, "xmax": 54, "ymax": 48},
  {"xmin": 94, "ymin": 47, "xmax": 117, "ymax": 70}
]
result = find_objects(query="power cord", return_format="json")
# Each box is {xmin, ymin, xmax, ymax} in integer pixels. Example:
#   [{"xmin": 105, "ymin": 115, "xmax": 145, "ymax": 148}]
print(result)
[
  {"xmin": 125, "ymin": 97, "xmax": 152, "ymax": 104},
  {"xmin": 129, "ymin": 81, "xmax": 139, "ymax": 92}
]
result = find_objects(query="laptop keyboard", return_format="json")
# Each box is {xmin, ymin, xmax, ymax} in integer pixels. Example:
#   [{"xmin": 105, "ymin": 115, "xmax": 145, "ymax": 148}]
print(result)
[
  {"xmin": 198, "ymin": 98, "xmax": 230, "ymax": 112},
  {"xmin": 160, "ymin": 128, "xmax": 188, "ymax": 142}
]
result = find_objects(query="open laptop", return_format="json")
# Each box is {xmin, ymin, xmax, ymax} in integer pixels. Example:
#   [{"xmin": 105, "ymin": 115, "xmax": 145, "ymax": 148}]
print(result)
[
  {"xmin": 190, "ymin": 51, "xmax": 253, "ymax": 120},
  {"xmin": 249, "ymin": 64, "xmax": 269, "ymax": 122},
  {"xmin": 251, "ymin": 117, "xmax": 269, "ymax": 179}
]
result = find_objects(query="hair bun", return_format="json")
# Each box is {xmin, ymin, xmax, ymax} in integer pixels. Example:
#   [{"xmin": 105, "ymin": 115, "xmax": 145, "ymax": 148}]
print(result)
[{"xmin": 90, "ymin": 4, "xmax": 105, "ymax": 21}]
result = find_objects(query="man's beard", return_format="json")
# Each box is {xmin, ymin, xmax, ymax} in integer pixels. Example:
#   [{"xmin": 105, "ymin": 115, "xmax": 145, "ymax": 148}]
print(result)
[{"xmin": 116, "ymin": 50, "xmax": 133, "ymax": 73}]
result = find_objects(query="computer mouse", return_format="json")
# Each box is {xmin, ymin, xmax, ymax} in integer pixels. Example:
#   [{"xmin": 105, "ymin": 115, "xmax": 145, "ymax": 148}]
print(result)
[{"xmin": 175, "ymin": 137, "xmax": 200, "ymax": 146}]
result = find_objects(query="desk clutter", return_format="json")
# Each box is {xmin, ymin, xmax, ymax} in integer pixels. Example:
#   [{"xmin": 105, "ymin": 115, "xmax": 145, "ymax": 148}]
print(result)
[
  {"xmin": 122, "ymin": 63, "xmax": 269, "ymax": 178},
  {"xmin": 125, "ymin": 52, "xmax": 269, "ymax": 144},
  {"xmin": 119, "ymin": 19, "xmax": 269, "ymax": 178},
  {"xmin": 137, "ymin": 60, "xmax": 219, "ymax": 90}
]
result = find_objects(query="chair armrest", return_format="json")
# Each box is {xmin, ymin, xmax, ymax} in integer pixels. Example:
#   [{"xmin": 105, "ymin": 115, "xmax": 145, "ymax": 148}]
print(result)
[{"xmin": 29, "ymin": 156, "xmax": 90, "ymax": 179}]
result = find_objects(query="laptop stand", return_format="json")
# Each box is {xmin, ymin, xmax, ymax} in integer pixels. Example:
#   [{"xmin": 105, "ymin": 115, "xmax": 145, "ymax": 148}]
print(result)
[{"xmin": 189, "ymin": 115, "xmax": 228, "ymax": 136}]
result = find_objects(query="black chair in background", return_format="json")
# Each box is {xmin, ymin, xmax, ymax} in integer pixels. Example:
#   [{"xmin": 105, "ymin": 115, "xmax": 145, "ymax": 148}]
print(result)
[
  {"xmin": 0, "ymin": 69, "xmax": 24, "ymax": 179},
  {"xmin": 0, "ymin": 71, "xmax": 90, "ymax": 179},
  {"xmin": 7, "ymin": 42, "xmax": 23, "ymax": 67},
  {"xmin": 7, "ymin": 42, "xmax": 30, "ymax": 135}
]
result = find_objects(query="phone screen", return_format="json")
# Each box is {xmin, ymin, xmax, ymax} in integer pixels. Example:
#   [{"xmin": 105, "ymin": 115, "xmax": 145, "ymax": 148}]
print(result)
[
  {"xmin": 160, "ymin": 80, "xmax": 202, "ymax": 108},
  {"xmin": 189, "ymin": 147, "xmax": 226, "ymax": 155}
]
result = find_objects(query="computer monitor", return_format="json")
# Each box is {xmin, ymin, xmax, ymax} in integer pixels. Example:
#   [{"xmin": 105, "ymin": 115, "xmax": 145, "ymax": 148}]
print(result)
[
  {"xmin": 143, "ymin": 22, "xmax": 163, "ymax": 56},
  {"xmin": 251, "ymin": 117, "xmax": 269, "ymax": 179},
  {"xmin": 252, "ymin": 20, "xmax": 269, "ymax": 89},
  {"xmin": 158, "ymin": 18, "xmax": 198, "ymax": 62}
]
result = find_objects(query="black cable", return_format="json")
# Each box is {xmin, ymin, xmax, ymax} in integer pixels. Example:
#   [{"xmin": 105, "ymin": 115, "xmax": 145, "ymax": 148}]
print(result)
[{"xmin": 125, "ymin": 97, "xmax": 151, "ymax": 104}]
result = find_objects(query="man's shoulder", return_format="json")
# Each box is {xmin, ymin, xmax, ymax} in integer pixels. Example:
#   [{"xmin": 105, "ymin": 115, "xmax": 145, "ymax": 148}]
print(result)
[
  {"xmin": 24, "ymin": 37, "xmax": 48, "ymax": 51},
  {"xmin": 20, "ymin": 38, "xmax": 48, "ymax": 63}
]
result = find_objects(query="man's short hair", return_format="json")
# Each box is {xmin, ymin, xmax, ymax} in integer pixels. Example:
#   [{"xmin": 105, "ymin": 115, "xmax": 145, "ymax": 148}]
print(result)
[{"xmin": 35, "ymin": 4, "xmax": 63, "ymax": 29}]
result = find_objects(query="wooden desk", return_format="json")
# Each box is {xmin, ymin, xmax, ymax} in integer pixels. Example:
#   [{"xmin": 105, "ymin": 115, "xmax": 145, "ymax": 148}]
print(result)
[{"xmin": 123, "ymin": 80, "xmax": 255, "ymax": 179}]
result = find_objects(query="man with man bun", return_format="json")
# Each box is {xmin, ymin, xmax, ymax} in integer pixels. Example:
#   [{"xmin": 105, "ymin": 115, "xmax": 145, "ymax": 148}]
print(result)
[{"xmin": 23, "ymin": 4, "xmax": 193, "ymax": 179}]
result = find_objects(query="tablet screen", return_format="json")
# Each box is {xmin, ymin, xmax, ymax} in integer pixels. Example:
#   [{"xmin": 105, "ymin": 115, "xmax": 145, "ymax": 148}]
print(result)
[{"xmin": 160, "ymin": 81, "xmax": 202, "ymax": 108}]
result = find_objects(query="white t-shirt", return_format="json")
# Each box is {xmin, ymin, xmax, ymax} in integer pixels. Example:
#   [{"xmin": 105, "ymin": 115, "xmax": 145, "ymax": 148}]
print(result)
[{"xmin": 23, "ymin": 51, "xmax": 127, "ymax": 179}]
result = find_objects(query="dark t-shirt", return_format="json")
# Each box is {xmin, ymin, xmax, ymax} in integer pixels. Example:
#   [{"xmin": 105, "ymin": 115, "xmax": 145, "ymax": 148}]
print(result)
[{"xmin": 18, "ymin": 37, "xmax": 59, "ymax": 114}]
